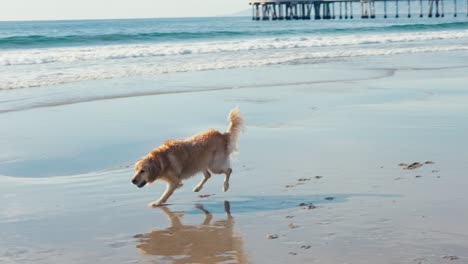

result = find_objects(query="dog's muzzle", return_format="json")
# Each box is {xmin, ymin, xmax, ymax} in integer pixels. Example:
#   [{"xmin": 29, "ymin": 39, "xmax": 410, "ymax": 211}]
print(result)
[{"xmin": 132, "ymin": 178, "xmax": 147, "ymax": 188}]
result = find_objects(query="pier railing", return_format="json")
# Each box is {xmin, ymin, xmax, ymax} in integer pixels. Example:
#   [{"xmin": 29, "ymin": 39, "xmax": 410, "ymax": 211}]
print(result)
[{"xmin": 248, "ymin": 0, "xmax": 467, "ymax": 20}]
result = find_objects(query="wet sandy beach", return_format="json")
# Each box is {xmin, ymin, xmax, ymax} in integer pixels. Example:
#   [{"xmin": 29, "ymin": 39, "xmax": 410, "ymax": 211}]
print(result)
[{"xmin": 1, "ymin": 52, "xmax": 468, "ymax": 263}]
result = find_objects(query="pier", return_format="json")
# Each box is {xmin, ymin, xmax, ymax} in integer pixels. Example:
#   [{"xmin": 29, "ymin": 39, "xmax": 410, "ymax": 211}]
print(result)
[{"xmin": 249, "ymin": 0, "xmax": 467, "ymax": 20}]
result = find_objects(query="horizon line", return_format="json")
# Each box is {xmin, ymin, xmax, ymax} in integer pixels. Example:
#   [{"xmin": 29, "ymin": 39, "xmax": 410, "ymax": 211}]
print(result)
[{"xmin": 0, "ymin": 11, "xmax": 251, "ymax": 23}]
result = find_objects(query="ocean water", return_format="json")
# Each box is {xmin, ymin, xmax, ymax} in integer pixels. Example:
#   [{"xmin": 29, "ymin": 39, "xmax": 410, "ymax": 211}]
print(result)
[{"xmin": 0, "ymin": 15, "xmax": 467, "ymax": 91}]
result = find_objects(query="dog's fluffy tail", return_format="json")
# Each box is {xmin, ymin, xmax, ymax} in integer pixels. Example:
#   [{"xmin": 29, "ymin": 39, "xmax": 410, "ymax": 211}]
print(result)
[{"xmin": 226, "ymin": 107, "xmax": 243, "ymax": 153}]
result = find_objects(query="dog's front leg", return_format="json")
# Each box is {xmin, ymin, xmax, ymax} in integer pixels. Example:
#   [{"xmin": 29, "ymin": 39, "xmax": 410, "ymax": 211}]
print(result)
[
  {"xmin": 149, "ymin": 183, "xmax": 176, "ymax": 207},
  {"xmin": 193, "ymin": 170, "xmax": 211, "ymax": 192}
]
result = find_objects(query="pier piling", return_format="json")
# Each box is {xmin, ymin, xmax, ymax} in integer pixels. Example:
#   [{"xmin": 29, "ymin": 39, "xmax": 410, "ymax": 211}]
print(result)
[
  {"xmin": 453, "ymin": 0, "xmax": 457, "ymax": 16},
  {"xmin": 408, "ymin": 0, "xmax": 412, "ymax": 17},
  {"xmin": 339, "ymin": 2, "xmax": 343, "ymax": 18},
  {"xmin": 420, "ymin": 0, "xmax": 423, "ymax": 17},
  {"xmin": 384, "ymin": 0, "xmax": 388, "ymax": 17},
  {"xmin": 396, "ymin": 0, "xmax": 400, "ymax": 17},
  {"xmin": 362, "ymin": 1, "xmax": 369, "ymax": 18},
  {"xmin": 345, "ymin": 1, "xmax": 349, "ymax": 18}
]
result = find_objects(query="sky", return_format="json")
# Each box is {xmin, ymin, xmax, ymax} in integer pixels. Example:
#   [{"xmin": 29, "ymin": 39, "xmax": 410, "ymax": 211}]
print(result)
[{"xmin": 0, "ymin": 0, "xmax": 249, "ymax": 21}]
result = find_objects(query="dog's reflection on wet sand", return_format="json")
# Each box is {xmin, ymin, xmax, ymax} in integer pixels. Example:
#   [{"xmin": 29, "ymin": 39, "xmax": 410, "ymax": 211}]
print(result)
[{"xmin": 134, "ymin": 201, "xmax": 247, "ymax": 263}]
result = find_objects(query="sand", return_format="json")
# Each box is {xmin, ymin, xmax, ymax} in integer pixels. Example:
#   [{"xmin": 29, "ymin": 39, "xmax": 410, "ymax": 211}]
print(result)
[{"xmin": 1, "ymin": 51, "xmax": 468, "ymax": 263}]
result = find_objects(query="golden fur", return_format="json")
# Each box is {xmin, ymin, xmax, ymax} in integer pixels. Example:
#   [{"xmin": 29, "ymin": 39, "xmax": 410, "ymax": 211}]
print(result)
[{"xmin": 131, "ymin": 108, "xmax": 243, "ymax": 207}]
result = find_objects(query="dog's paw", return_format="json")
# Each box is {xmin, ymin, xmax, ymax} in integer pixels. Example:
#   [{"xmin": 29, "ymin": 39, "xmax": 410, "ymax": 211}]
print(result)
[
  {"xmin": 148, "ymin": 201, "xmax": 163, "ymax": 208},
  {"xmin": 193, "ymin": 186, "xmax": 202, "ymax": 192},
  {"xmin": 223, "ymin": 183, "xmax": 230, "ymax": 192}
]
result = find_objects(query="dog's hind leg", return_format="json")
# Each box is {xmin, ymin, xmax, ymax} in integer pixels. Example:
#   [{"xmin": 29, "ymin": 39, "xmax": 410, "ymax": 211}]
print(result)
[
  {"xmin": 208, "ymin": 154, "xmax": 233, "ymax": 192},
  {"xmin": 193, "ymin": 170, "xmax": 211, "ymax": 192},
  {"xmin": 149, "ymin": 182, "xmax": 177, "ymax": 207},
  {"xmin": 223, "ymin": 168, "xmax": 232, "ymax": 192}
]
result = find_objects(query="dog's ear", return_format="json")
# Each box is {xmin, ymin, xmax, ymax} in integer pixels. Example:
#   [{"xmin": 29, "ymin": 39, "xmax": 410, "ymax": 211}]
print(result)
[
  {"xmin": 157, "ymin": 155, "xmax": 166, "ymax": 172},
  {"xmin": 150, "ymin": 151, "xmax": 166, "ymax": 171},
  {"xmin": 147, "ymin": 158, "xmax": 160, "ymax": 183},
  {"xmin": 135, "ymin": 158, "xmax": 144, "ymax": 170}
]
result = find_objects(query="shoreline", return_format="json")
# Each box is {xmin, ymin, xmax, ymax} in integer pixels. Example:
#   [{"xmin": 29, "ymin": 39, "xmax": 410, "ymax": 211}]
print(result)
[{"xmin": 2, "ymin": 51, "xmax": 468, "ymax": 115}]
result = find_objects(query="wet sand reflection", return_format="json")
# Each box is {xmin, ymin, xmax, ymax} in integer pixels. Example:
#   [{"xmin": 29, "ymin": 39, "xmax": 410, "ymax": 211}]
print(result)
[{"xmin": 134, "ymin": 201, "xmax": 247, "ymax": 263}]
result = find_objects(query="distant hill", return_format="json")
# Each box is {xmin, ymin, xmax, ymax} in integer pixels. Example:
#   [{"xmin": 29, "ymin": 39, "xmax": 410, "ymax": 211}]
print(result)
[{"xmin": 227, "ymin": 8, "xmax": 251, "ymax": 17}]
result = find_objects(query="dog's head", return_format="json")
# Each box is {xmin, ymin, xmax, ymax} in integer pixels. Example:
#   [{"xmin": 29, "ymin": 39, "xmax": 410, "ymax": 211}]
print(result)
[{"xmin": 131, "ymin": 157, "xmax": 161, "ymax": 188}]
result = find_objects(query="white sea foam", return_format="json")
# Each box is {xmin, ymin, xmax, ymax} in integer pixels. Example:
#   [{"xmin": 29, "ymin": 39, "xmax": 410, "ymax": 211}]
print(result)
[
  {"xmin": 1, "ymin": 28, "xmax": 468, "ymax": 90},
  {"xmin": 1, "ymin": 30, "xmax": 467, "ymax": 66},
  {"xmin": 1, "ymin": 44, "xmax": 468, "ymax": 90}
]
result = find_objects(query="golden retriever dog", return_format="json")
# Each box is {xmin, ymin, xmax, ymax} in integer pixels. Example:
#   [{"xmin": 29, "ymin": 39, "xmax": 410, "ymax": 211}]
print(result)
[{"xmin": 131, "ymin": 108, "xmax": 243, "ymax": 207}]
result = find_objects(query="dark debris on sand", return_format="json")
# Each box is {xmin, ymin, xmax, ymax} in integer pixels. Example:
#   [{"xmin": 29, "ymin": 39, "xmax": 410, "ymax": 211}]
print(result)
[
  {"xmin": 285, "ymin": 176, "xmax": 321, "ymax": 188},
  {"xmin": 299, "ymin": 203, "xmax": 317, "ymax": 210},
  {"xmin": 288, "ymin": 223, "xmax": 300, "ymax": 229},
  {"xmin": 413, "ymin": 257, "xmax": 427, "ymax": 264},
  {"xmin": 443, "ymin": 256, "xmax": 459, "ymax": 261},
  {"xmin": 267, "ymin": 234, "xmax": 279, "ymax": 240},
  {"xmin": 399, "ymin": 161, "xmax": 436, "ymax": 170},
  {"xmin": 198, "ymin": 194, "xmax": 215, "ymax": 198},
  {"xmin": 403, "ymin": 162, "xmax": 424, "ymax": 170}
]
